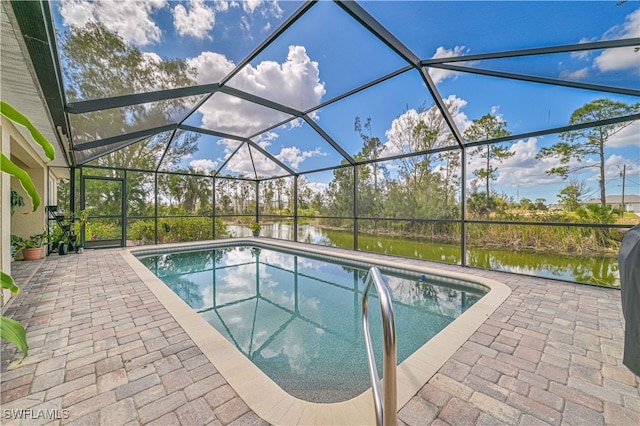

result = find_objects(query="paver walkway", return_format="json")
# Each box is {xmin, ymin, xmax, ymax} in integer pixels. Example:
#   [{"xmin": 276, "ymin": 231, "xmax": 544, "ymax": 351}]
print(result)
[{"xmin": 1, "ymin": 246, "xmax": 639, "ymax": 425}]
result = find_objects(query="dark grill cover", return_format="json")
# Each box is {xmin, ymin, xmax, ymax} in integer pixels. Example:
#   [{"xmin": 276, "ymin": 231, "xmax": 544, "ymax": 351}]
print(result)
[{"xmin": 618, "ymin": 223, "xmax": 640, "ymax": 377}]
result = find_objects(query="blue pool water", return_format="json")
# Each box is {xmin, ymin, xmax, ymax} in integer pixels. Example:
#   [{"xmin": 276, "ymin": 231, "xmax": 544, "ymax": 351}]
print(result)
[{"xmin": 138, "ymin": 244, "xmax": 486, "ymax": 402}]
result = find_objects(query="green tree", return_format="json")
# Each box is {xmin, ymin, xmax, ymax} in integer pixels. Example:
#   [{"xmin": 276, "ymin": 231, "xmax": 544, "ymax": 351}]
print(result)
[
  {"xmin": 536, "ymin": 98, "xmax": 639, "ymax": 206},
  {"xmin": 239, "ymin": 181, "xmax": 251, "ymax": 214},
  {"xmin": 61, "ymin": 22, "xmax": 201, "ymax": 236},
  {"xmin": 558, "ymin": 179, "xmax": 587, "ymax": 212},
  {"xmin": 262, "ymin": 181, "xmax": 275, "ymax": 213},
  {"xmin": 383, "ymin": 99, "xmax": 463, "ymax": 221},
  {"xmin": 228, "ymin": 179, "xmax": 239, "ymax": 213},
  {"xmin": 354, "ymin": 117, "xmax": 386, "ymax": 215},
  {"xmin": 534, "ymin": 198, "xmax": 548, "ymax": 211},
  {"xmin": 216, "ymin": 178, "xmax": 233, "ymax": 214},
  {"xmin": 159, "ymin": 173, "xmax": 184, "ymax": 213},
  {"xmin": 326, "ymin": 164, "xmax": 354, "ymax": 219},
  {"xmin": 465, "ymin": 113, "xmax": 513, "ymax": 197},
  {"xmin": 310, "ymin": 192, "xmax": 325, "ymax": 213},
  {"xmin": 520, "ymin": 198, "xmax": 533, "ymax": 210},
  {"xmin": 62, "ymin": 22, "xmax": 199, "ymax": 170},
  {"xmin": 467, "ymin": 193, "xmax": 502, "ymax": 217},
  {"xmin": 297, "ymin": 176, "xmax": 313, "ymax": 210},
  {"xmin": 274, "ymin": 178, "xmax": 285, "ymax": 211}
]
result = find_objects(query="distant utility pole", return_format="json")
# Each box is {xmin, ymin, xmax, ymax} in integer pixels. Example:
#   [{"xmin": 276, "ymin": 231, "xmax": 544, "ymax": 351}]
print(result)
[{"xmin": 620, "ymin": 164, "xmax": 626, "ymax": 215}]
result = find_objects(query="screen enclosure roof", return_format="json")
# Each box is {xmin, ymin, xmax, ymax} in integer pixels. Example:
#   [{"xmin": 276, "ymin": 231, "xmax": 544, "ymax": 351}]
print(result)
[{"xmin": 9, "ymin": 0, "xmax": 640, "ymax": 182}]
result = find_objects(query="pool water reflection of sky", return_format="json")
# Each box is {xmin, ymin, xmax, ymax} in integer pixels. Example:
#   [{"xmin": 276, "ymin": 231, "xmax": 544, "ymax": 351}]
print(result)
[{"xmin": 140, "ymin": 245, "xmax": 484, "ymax": 402}]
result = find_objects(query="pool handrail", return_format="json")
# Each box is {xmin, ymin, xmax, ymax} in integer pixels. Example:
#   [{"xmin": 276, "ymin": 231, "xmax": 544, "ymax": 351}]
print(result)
[{"xmin": 362, "ymin": 266, "xmax": 397, "ymax": 426}]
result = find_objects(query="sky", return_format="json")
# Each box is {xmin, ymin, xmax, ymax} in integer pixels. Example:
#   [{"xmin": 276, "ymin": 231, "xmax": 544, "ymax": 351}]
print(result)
[{"xmin": 51, "ymin": 0, "xmax": 640, "ymax": 205}]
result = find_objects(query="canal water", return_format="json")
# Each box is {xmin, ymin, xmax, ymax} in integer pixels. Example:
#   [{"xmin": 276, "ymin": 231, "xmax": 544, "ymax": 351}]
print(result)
[{"xmin": 226, "ymin": 223, "xmax": 620, "ymax": 288}]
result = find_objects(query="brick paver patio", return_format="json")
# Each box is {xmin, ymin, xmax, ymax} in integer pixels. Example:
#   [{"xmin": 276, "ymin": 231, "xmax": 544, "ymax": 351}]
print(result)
[{"xmin": 1, "ymin": 246, "xmax": 639, "ymax": 425}]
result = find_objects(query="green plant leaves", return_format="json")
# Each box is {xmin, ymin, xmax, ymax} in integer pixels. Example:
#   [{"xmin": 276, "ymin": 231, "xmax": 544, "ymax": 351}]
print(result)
[
  {"xmin": 1, "ymin": 101, "xmax": 55, "ymax": 161},
  {"xmin": 0, "ymin": 101, "xmax": 50, "ymax": 362},
  {"xmin": 0, "ymin": 153, "xmax": 40, "ymax": 212},
  {"xmin": 0, "ymin": 316, "xmax": 28, "ymax": 361},
  {"xmin": 1, "ymin": 271, "xmax": 20, "ymax": 294}
]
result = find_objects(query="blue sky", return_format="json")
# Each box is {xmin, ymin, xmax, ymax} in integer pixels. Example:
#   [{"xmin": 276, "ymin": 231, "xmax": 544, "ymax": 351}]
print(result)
[{"xmin": 52, "ymin": 1, "xmax": 639, "ymax": 204}]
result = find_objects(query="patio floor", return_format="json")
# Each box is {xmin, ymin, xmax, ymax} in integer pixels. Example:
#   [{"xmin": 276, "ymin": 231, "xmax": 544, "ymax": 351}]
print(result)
[{"xmin": 1, "ymin": 245, "xmax": 639, "ymax": 425}]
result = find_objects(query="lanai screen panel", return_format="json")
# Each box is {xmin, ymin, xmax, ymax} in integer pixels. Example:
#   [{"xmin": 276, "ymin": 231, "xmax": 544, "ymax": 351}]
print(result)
[
  {"xmin": 318, "ymin": 69, "xmax": 459, "ymax": 160},
  {"xmin": 51, "ymin": 0, "xmax": 303, "ymax": 101},
  {"xmin": 225, "ymin": 0, "xmax": 407, "ymax": 110},
  {"xmin": 359, "ymin": 2, "xmax": 636, "ymax": 57},
  {"xmin": 83, "ymin": 131, "xmax": 172, "ymax": 170},
  {"xmin": 183, "ymin": 92, "xmax": 294, "ymax": 138},
  {"xmin": 250, "ymin": 122, "xmax": 348, "ymax": 173},
  {"xmin": 446, "ymin": 49, "xmax": 640, "ymax": 92},
  {"xmin": 68, "ymin": 95, "xmax": 199, "ymax": 146},
  {"xmin": 157, "ymin": 131, "xmax": 237, "ymax": 175}
]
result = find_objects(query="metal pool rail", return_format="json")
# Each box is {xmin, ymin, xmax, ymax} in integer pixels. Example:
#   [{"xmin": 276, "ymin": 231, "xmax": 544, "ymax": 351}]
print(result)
[{"xmin": 362, "ymin": 267, "xmax": 397, "ymax": 426}]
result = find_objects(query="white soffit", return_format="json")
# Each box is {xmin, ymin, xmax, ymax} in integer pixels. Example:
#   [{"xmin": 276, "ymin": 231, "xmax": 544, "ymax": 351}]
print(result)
[{"xmin": 0, "ymin": 3, "xmax": 67, "ymax": 168}]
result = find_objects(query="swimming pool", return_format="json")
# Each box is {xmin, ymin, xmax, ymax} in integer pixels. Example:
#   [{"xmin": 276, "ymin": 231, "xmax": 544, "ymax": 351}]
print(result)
[
  {"xmin": 123, "ymin": 239, "xmax": 511, "ymax": 424},
  {"xmin": 137, "ymin": 244, "xmax": 485, "ymax": 403}
]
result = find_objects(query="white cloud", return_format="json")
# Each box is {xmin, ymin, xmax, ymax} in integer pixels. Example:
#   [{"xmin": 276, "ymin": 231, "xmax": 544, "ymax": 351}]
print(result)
[
  {"xmin": 233, "ymin": 45, "xmax": 325, "ymax": 110},
  {"xmin": 188, "ymin": 45, "xmax": 325, "ymax": 136},
  {"xmin": 559, "ymin": 67, "xmax": 589, "ymax": 80},
  {"xmin": 428, "ymin": 46, "xmax": 470, "ymax": 84},
  {"xmin": 240, "ymin": 1, "xmax": 282, "ymax": 33},
  {"xmin": 602, "ymin": 154, "xmax": 632, "ymax": 181},
  {"xmin": 491, "ymin": 128, "xmax": 640, "ymax": 193},
  {"xmin": 214, "ymin": 0, "xmax": 230, "ymax": 12},
  {"xmin": 173, "ymin": 0, "xmax": 215, "ymax": 40},
  {"xmin": 489, "ymin": 105, "xmax": 502, "ymax": 118},
  {"xmin": 491, "ymin": 138, "xmax": 565, "ymax": 189},
  {"xmin": 187, "ymin": 51, "xmax": 235, "ymax": 83},
  {"xmin": 240, "ymin": 15, "xmax": 251, "ymax": 33},
  {"xmin": 608, "ymin": 121, "xmax": 640, "ymax": 148},
  {"xmin": 594, "ymin": 46, "xmax": 640, "ymax": 73},
  {"xmin": 276, "ymin": 147, "xmax": 326, "ymax": 169},
  {"xmin": 265, "ymin": 0, "xmax": 283, "ymax": 19},
  {"xmin": 189, "ymin": 158, "xmax": 218, "ymax": 173},
  {"xmin": 229, "ymin": 143, "xmax": 287, "ymax": 177},
  {"xmin": 594, "ymin": 9, "xmax": 640, "ymax": 73},
  {"xmin": 58, "ymin": 0, "xmax": 167, "ymax": 46},
  {"xmin": 243, "ymin": 0, "xmax": 263, "ymax": 14},
  {"xmin": 570, "ymin": 38, "xmax": 595, "ymax": 60},
  {"xmin": 561, "ymin": 10, "xmax": 640, "ymax": 78},
  {"xmin": 219, "ymin": 140, "xmax": 256, "ymax": 176},
  {"xmin": 307, "ymin": 181, "xmax": 328, "ymax": 194},
  {"xmin": 224, "ymin": 131, "xmax": 327, "ymax": 175},
  {"xmin": 602, "ymin": 8, "xmax": 640, "ymax": 40}
]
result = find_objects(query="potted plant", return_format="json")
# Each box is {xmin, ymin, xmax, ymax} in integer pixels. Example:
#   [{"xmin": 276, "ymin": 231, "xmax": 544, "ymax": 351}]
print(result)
[
  {"xmin": 10, "ymin": 235, "xmax": 22, "ymax": 261},
  {"xmin": 250, "ymin": 221, "xmax": 261, "ymax": 237},
  {"xmin": 49, "ymin": 226, "xmax": 69, "ymax": 255},
  {"xmin": 16, "ymin": 230, "xmax": 48, "ymax": 261}
]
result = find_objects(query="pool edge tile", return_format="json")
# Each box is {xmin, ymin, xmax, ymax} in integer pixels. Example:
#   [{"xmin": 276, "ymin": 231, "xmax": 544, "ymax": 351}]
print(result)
[{"xmin": 121, "ymin": 239, "xmax": 512, "ymax": 425}]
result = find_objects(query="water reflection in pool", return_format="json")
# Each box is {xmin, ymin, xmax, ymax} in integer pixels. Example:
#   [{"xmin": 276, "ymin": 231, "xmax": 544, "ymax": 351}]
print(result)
[{"xmin": 139, "ymin": 245, "xmax": 484, "ymax": 402}]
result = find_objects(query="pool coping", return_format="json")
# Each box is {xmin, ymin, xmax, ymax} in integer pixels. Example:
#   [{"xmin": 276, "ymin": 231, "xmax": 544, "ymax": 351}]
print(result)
[{"xmin": 121, "ymin": 238, "xmax": 512, "ymax": 425}]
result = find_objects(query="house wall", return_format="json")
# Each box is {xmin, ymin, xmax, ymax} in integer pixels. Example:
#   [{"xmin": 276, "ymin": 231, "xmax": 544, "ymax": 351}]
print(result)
[
  {"xmin": 1, "ymin": 116, "xmax": 50, "ymax": 307},
  {"xmin": 608, "ymin": 202, "xmax": 640, "ymax": 214},
  {"xmin": 625, "ymin": 203, "xmax": 640, "ymax": 214},
  {"xmin": 1, "ymin": 118, "xmax": 11, "ymax": 307}
]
